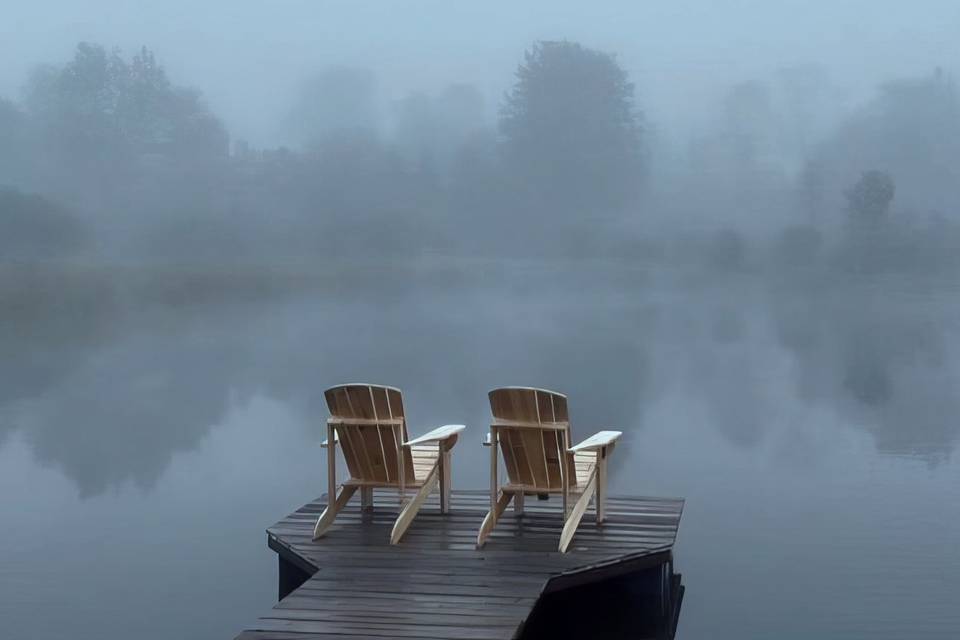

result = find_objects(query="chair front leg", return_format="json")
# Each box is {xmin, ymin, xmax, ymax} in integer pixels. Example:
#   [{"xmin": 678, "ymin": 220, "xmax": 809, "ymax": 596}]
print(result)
[
  {"xmin": 395, "ymin": 424, "xmax": 406, "ymax": 504},
  {"xmin": 439, "ymin": 434, "xmax": 457, "ymax": 514},
  {"xmin": 476, "ymin": 490, "xmax": 513, "ymax": 549},
  {"xmin": 313, "ymin": 423, "xmax": 356, "ymax": 539},
  {"xmin": 327, "ymin": 423, "xmax": 337, "ymax": 513},
  {"xmin": 488, "ymin": 429, "xmax": 498, "ymax": 514},
  {"xmin": 391, "ymin": 463, "xmax": 440, "ymax": 545},
  {"xmin": 596, "ymin": 446, "xmax": 607, "ymax": 524},
  {"xmin": 559, "ymin": 469, "xmax": 597, "ymax": 553}
]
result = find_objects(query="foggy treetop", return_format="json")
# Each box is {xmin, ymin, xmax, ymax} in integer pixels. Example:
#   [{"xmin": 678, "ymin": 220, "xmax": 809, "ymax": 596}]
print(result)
[
  {"xmin": 3, "ymin": 29, "xmax": 960, "ymax": 262},
  {"xmin": 3, "ymin": 1, "xmax": 958, "ymax": 145}
]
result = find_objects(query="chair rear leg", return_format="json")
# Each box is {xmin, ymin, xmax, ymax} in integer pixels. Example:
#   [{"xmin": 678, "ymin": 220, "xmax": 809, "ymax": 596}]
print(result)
[
  {"xmin": 477, "ymin": 428, "xmax": 513, "ymax": 548},
  {"xmin": 313, "ymin": 485, "xmax": 357, "ymax": 540},
  {"xmin": 514, "ymin": 491, "xmax": 525, "ymax": 516}
]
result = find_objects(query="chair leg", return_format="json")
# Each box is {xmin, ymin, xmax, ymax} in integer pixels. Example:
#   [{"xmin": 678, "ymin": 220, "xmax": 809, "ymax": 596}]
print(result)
[
  {"xmin": 559, "ymin": 471, "xmax": 597, "ymax": 553},
  {"xmin": 475, "ymin": 491, "xmax": 513, "ymax": 549},
  {"xmin": 596, "ymin": 447, "xmax": 607, "ymax": 524},
  {"xmin": 514, "ymin": 491, "xmax": 525, "ymax": 516},
  {"xmin": 313, "ymin": 485, "xmax": 357, "ymax": 540},
  {"xmin": 390, "ymin": 464, "xmax": 440, "ymax": 545},
  {"xmin": 439, "ymin": 444, "xmax": 453, "ymax": 514},
  {"xmin": 361, "ymin": 486, "xmax": 374, "ymax": 512}
]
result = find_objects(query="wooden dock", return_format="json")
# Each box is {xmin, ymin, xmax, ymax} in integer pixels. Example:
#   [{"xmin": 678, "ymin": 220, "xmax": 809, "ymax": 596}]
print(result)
[{"xmin": 235, "ymin": 490, "xmax": 684, "ymax": 640}]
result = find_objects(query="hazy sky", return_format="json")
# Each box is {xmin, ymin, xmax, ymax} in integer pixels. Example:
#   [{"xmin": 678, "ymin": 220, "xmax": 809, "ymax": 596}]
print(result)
[{"xmin": 2, "ymin": 0, "xmax": 959, "ymax": 146}]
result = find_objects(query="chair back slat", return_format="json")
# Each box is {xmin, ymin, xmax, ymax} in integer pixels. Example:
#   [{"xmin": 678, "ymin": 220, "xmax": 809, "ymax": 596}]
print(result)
[
  {"xmin": 325, "ymin": 384, "xmax": 413, "ymax": 484},
  {"xmin": 488, "ymin": 387, "xmax": 571, "ymax": 491}
]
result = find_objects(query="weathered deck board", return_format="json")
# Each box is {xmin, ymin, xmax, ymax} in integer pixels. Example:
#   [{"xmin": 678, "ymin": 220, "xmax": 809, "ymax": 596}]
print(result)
[{"xmin": 236, "ymin": 489, "xmax": 683, "ymax": 639}]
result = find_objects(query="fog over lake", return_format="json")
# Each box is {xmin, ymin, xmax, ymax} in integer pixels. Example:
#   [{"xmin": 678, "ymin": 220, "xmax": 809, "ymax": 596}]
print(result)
[
  {"xmin": 2, "ymin": 262, "xmax": 958, "ymax": 638},
  {"xmin": 2, "ymin": 2, "xmax": 960, "ymax": 639}
]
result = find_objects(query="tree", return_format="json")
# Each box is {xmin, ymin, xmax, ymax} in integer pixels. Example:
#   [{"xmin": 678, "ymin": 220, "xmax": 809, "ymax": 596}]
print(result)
[
  {"xmin": 24, "ymin": 43, "xmax": 227, "ymax": 163},
  {"xmin": 0, "ymin": 188, "xmax": 86, "ymax": 259},
  {"xmin": 393, "ymin": 91, "xmax": 440, "ymax": 175},
  {"xmin": 286, "ymin": 67, "xmax": 378, "ymax": 144},
  {"xmin": 20, "ymin": 43, "xmax": 228, "ymax": 210},
  {"xmin": 721, "ymin": 81, "xmax": 775, "ymax": 168},
  {"xmin": 810, "ymin": 70, "xmax": 960, "ymax": 219},
  {"xmin": 500, "ymin": 40, "xmax": 643, "ymax": 213},
  {"xmin": 0, "ymin": 98, "xmax": 29, "ymax": 186},
  {"xmin": 838, "ymin": 170, "xmax": 897, "ymax": 274},
  {"xmin": 392, "ymin": 83, "xmax": 487, "ymax": 176},
  {"xmin": 24, "ymin": 43, "xmax": 128, "ymax": 166},
  {"xmin": 774, "ymin": 64, "xmax": 832, "ymax": 160},
  {"xmin": 846, "ymin": 170, "xmax": 895, "ymax": 225}
]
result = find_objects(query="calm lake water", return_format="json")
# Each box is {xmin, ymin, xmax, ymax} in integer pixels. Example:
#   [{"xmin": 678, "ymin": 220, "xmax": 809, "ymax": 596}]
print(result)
[{"xmin": 1, "ymin": 259, "xmax": 958, "ymax": 639}]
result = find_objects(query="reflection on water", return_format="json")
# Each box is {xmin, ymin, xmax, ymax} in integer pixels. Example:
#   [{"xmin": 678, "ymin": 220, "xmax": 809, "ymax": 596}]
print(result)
[
  {"xmin": 0, "ymin": 260, "xmax": 958, "ymax": 639},
  {"xmin": 769, "ymin": 272, "xmax": 960, "ymax": 460}
]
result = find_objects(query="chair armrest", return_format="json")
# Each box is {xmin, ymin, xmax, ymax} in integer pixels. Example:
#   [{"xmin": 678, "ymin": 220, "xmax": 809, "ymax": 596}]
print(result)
[
  {"xmin": 320, "ymin": 432, "xmax": 339, "ymax": 448},
  {"xmin": 569, "ymin": 430, "xmax": 622, "ymax": 453},
  {"xmin": 404, "ymin": 424, "xmax": 466, "ymax": 447}
]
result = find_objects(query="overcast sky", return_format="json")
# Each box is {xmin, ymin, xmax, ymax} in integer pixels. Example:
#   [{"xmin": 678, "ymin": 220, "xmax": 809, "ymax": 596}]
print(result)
[{"xmin": 2, "ymin": 0, "xmax": 959, "ymax": 146}]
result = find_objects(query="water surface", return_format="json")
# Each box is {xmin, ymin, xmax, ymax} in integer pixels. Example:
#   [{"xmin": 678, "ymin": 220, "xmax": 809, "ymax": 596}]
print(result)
[{"xmin": 1, "ymin": 259, "xmax": 958, "ymax": 639}]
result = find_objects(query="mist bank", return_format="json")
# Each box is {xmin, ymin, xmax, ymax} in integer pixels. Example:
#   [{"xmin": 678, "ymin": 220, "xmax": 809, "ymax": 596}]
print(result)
[
  {"xmin": 1, "ymin": 41, "xmax": 960, "ymax": 271},
  {"xmin": 3, "ymin": 39, "xmax": 960, "ymax": 486}
]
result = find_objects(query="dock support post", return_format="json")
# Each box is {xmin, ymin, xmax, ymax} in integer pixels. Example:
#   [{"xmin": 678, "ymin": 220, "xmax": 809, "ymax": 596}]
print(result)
[{"xmin": 278, "ymin": 555, "xmax": 311, "ymax": 601}]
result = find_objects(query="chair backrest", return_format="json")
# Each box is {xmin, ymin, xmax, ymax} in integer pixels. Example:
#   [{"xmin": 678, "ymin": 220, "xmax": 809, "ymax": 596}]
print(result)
[
  {"xmin": 488, "ymin": 387, "xmax": 573, "ymax": 492},
  {"xmin": 324, "ymin": 383, "xmax": 414, "ymax": 484}
]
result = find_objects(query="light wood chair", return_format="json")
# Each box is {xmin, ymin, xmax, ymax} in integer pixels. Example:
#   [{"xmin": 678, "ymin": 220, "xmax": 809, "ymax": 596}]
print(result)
[
  {"xmin": 476, "ymin": 387, "xmax": 622, "ymax": 553},
  {"xmin": 313, "ymin": 383, "xmax": 465, "ymax": 545}
]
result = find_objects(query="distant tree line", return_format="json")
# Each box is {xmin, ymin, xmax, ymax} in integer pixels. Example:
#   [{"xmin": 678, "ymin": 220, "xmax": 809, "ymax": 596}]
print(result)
[{"xmin": 2, "ymin": 40, "xmax": 960, "ymax": 267}]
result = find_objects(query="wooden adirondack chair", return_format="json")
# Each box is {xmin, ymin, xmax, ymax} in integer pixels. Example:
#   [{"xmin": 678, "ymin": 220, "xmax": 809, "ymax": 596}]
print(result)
[
  {"xmin": 313, "ymin": 383, "xmax": 465, "ymax": 545},
  {"xmin": 476, "ymin": 387, "xmax": 622, "ymax": 553}
]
